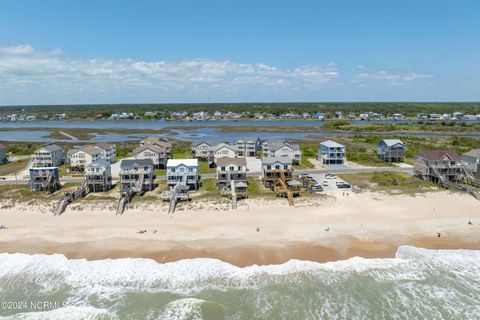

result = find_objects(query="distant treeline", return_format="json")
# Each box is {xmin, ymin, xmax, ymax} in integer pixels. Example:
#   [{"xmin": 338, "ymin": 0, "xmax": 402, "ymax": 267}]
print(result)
[{"xmin": 1, "ymin": 102, "xmax": 479, "ymax": 118}]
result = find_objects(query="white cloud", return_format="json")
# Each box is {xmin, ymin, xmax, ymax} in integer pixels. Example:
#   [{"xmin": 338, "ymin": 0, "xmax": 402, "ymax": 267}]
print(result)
[
  {"xmin": 353, "ymin": 68, "xmax": 434, "ymax": 86},
  {"xmin": 0, "ymin": 45, "xmax": 339, "ymax": 96}
]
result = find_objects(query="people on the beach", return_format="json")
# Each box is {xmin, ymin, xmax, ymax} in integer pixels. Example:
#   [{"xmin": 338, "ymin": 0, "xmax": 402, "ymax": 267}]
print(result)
[{"xmin": 437, "ymin": 232, "xmax": 441, "ymax": 238}]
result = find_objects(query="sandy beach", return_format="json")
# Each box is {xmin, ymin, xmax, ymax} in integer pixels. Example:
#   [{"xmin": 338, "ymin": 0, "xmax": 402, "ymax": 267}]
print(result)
[{"xmin": 0, "ymin": 191, "xmax": 479, "ymax": 266}]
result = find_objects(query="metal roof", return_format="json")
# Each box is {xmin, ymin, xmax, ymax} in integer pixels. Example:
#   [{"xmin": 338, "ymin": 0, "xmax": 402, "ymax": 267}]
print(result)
[
  {"xmin": 380, "ymin": 139, "xmax": 405, "ymax": 147},
  {"xmin": 120, "ymin": 159, "xmax": 153, "ymax": 169},
  {"xmin": 86, "ymin": 159, "xmax": 110, "ymax": 168},
  {"xmin": 167, "ymin": 159, "xmax": 198, "ymax": 167},
  {"xmin": 320, "ymin": 140, "xmax": 344, "ymax": 148},
  {"xmin": 262, "ymin": 157, "xmax": 292, "ymax": 165}
]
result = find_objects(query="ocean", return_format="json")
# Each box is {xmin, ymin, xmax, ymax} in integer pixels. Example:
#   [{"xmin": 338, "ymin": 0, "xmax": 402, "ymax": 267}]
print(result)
[{"xmin": 0, "ymin": 246, "xmax": 479, "ymax": 320}]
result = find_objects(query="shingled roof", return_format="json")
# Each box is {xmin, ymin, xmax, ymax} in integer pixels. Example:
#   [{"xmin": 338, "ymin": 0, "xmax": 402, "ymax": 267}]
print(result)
[
  {"xmin": 418, "ymin": 150, "xmax": 461, "ymax": 161},
  {"xmin": 216, "ymin": 157, "xmax": 247, "ymax": 167}
]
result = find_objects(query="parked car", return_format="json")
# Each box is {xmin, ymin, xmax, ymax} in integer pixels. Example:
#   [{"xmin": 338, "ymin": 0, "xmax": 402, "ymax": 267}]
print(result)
[
  {"xmin": 336, "ymin": 182, "xmax": 351, "ymax": 189},
  {"xmin": 322, "ymin": 180, "xmax": 328, "ymax": 186},
  {"xmin": 325, "ymin": 173, "xmax": 336, "ymax": 179},
  {"xmin": 312, "ymin": 185, "xmax": 323, "ymax": 193}
]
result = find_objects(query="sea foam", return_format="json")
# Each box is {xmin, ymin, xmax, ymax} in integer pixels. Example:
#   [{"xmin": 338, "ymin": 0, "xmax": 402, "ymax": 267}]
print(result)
[{"xmin": 1, "ymin": 247, "xmax": 480, "ymax": 320}]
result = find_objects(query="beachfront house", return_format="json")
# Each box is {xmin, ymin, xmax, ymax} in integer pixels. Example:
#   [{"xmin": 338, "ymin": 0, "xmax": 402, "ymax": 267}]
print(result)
[
  {"xmin": 119, "ymin": 159, "xmax": 155, "ymax": 193},
  {"xmin": 32, "ymin": 144, "xmax": 64, "ymax": 167},
  {"xmin": 209, "ymin": 143, "xmax": 240, "ymax": 167},
  {"xmin": 133, "ymin": 145, "xmax": 169, "ymax": 169},
  {"xmin": 377, "ymin": 139, "xmax": 406, "ymax": 163},
  {"xmin": 0, "ymin": 144, "xmax": 7, "ymax": 164},
  {"xmin": 216, "ymin": 157, "xmax": 248, "ymax": 197},
  {"xmin": 166, "ymin": 159, "xmax": 199, "ymax": 190},
  {"xmin": 414, "ymin": 150, "xmax": 463, "ymax": 184},
  {"xmin": 84, "ymin": 160, "xmax": 112, "ymax": 192},
  {"xmin": 140, "ymin": 137, "xmax": 172, "ymax": 157},
  {"xmin": 236, "ymin": 137, "xmax": 261, "ymax": 157},
  {"xmin": 29, "ymin": 166, "xmax": 61, "ymax": 192},
  {"xmin": 462, "ymin": 149, "xmax": 480, "ymax": 178},
  {"xmin": 261, "ymin": 157, "xmax": 293, "ymax": 187},
  {"xmin": 317, "ymin": 140, "xmax": 345, "ymax": 165},
  {"xmin": 94, "ymin": 143, "xmax": 116, "ymax": 163},
  {"xmin": 191, "ymin": 141, "xmax": 216, "ymax": 160},
  {"xmin": 263, "ymin": 140, "xmax": 301, "ymax": 165},
  {"xmin": 67, "ymin": 146, "xmax": 104, "ymax": 171}
]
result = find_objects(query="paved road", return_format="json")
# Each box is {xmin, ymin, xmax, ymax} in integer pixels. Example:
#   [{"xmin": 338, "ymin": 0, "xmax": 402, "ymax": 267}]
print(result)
[{"xmin": 0, "ymin": 166, "xmax": 413, "ymax": 185}]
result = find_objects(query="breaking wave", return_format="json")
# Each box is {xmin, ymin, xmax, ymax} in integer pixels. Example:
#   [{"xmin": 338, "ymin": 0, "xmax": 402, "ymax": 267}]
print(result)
[{"xmin": 0, "ymin": 246, "xmax": 479, "ymax": 319}]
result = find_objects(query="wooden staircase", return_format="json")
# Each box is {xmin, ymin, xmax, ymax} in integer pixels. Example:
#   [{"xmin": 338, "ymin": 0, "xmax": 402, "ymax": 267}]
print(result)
[
  {"xmin": 116, "ymin": 174, "xmax": 147, "ymax": 215},
  {"xmin": 273, "ymin": 170, "xmax": 294, "ymax": 206},
  {"xmin": 54, "ymin": 180, "xmax": 89, "ymax": 216},
  {"xmin": 230, "ymin": 180, "xmax": 237, "ymax": 209},
  {"xmin": 431, "ymin": 164, "xmax": 480, "ymax": 200},
  {"xmin": 167, "ymin": 172, "xmax": 188, "ymax": 214}
]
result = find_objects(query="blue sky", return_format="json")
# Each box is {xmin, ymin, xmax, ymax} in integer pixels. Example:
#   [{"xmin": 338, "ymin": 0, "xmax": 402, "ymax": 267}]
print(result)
[{"xmin": 0, "ymin": 0, "xmax": 479, "ymax": 105}]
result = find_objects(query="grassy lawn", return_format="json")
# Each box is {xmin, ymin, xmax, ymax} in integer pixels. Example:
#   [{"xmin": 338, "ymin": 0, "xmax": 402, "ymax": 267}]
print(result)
[
  {"xmin": 198, "ymin": 161, "xmax": 214, "ymax": 174},
  {"xmin": 0, "ymin": 159, "xmax": 29, "ymax": 176},
  {"xmin": 296, "ymin": 145, "xmax": 316, "ymax": 169},
  {"xmin": 172, "ymin": 144, "xmax": 191, "ymax": 159},
  {"xmin": 191, "ymin": 177, "xmax": 220, "ymax": 199},
  {"xmin": 62, "ymin": 182, "xmax": 82, "ymax": 188},
  {"xmin": 246, "ymin": 177, "xmax": 275, "ymax": 198},
  {"xmin": 154, "ymin": 169, "xmax": 166, "ymax": 177},
  {"xmin": 201, "ymin": 178, "xmax": 217, "ymax": 192},
  {"xmin": 339, "ymin": 171, "xmax": 437, "ymax": 194}
]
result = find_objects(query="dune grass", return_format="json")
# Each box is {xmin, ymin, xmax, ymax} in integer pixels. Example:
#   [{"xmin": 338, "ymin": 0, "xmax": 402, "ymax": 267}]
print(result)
[{"xmin": 339, "ymin": 171, "xmax": 437, "ymax": 194}]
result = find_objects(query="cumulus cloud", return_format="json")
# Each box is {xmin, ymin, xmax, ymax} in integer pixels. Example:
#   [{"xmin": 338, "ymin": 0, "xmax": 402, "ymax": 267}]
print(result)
[{"xmin": 0, "ymin": 45, "xmax": 338, "ymax": 96}]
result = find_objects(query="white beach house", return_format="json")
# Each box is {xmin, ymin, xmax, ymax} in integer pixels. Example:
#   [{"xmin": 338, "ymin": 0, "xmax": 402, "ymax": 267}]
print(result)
[
  {"xmin": 32, "ymin": 144, "xmax": 64, "ymax": 167},
  {"xmin": 166, "ymin": 159, "xmax": 200, "ymax": 190},
  {"xmin": 317, "ymin": 140, "xmax": 345, "ymax": 165}
]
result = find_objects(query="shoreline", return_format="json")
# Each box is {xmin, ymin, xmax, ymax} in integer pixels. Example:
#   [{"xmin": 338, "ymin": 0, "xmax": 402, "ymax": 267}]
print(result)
[
  {"xmin": 2, "ymin": 236, "xmax": 480, "ymax": 267},
  {"xmin": 0, "ymin": 191, "xmax": 479, "ymax": 266}
]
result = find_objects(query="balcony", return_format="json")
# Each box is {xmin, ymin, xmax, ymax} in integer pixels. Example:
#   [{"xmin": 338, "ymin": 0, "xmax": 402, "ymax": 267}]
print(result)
[{"xmin": 217, "ymin": 173, "xmax": 247, "ymax": 181}]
